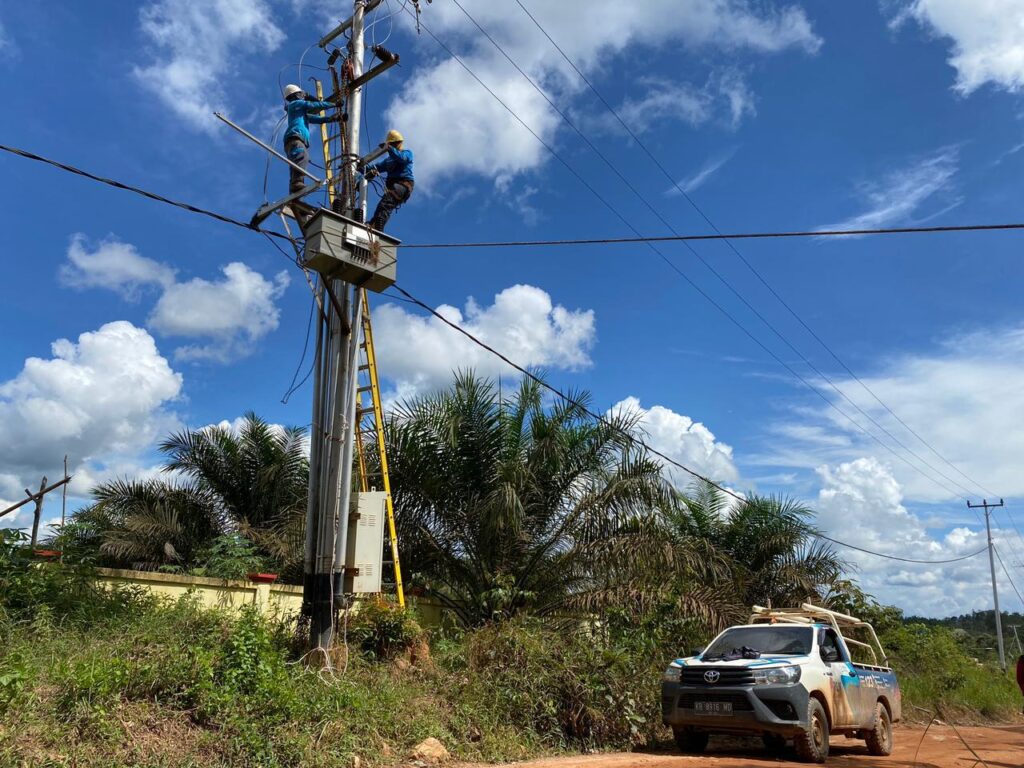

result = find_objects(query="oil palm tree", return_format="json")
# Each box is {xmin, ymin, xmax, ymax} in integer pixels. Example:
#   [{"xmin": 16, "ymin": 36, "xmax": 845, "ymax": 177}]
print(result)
[
  {"xmin": 671, "ymin": 480, "xmax": 845, "ymax": 610},
  {"xmin": 61, "ymin": 413, "xmax": 308, "ymax": 574},
  {"xmin": 385, "ymin": 371, "xmax": 723, "ymax": 627}
]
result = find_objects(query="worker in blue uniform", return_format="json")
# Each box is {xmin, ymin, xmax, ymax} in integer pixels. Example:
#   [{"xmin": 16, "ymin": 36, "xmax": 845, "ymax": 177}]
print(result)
[
  {"xmin": 282, "ymin": 83, "xmax": 341, "ymax": 197},
  {"xmin": 364, "ymin": 130, "xmax": 413, "ymax": 232}
]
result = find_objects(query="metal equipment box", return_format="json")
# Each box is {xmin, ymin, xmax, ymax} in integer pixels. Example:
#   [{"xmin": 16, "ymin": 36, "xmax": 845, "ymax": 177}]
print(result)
[
  {"xmin": 344, "ymin": 491, "xmax": 387, "ymax": 594},
  {"xmin": 303, "ymin": 209, "xmax": 399, "ymax": 292}
]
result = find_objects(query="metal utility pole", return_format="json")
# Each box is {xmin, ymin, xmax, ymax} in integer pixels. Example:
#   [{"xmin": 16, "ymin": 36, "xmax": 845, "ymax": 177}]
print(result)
[
  {"xmin": 304, "ymin": 0, "xmax": 372, "ymax": 657},
  {"xmin": 1011, "ymin": 625, "xmax": 1023, "ymax": 655},
  {"xmin": 969, "ymin": 498, "xmax": 1007, "ymax": 672}
]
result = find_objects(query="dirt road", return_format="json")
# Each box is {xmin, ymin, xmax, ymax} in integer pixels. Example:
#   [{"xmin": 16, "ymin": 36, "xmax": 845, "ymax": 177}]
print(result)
[{"xmin": 461, "ymin": 724, "xmax": 1023, "ymax": 768}]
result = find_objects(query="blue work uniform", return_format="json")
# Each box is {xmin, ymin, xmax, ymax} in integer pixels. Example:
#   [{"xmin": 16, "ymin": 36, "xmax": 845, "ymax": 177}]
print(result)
[
  {"xmin": 283, "ymin": 98, "xmax": 333, "ymax": 194},
  {"xmin": 368, "ymin": 146, "xmax": 414, "ymax": 231}
]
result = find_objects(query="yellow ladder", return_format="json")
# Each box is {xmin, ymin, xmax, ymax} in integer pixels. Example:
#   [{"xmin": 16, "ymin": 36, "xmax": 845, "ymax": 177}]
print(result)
[{"xmin": 315, "ymin": 79, "xmax": 405, "ymax": 608}]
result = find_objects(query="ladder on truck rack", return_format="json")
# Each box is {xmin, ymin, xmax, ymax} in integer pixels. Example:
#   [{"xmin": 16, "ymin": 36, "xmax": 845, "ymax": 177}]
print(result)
[
  {"xmin": 314, "ymin": 78, "xmax": 405, "ymax": 608},
  {"xmin": 750, "ymin": 603, "xmax": 888, "ymax": 667}
]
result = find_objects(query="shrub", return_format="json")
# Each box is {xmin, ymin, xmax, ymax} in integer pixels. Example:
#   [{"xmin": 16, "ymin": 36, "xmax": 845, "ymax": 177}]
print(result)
[{"xmin": 350, "ymin": 598, "xmax": 424, "ymax": 660}]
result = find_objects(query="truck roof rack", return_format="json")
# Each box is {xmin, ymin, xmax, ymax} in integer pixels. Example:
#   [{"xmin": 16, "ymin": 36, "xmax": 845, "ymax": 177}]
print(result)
[{"xmin": 749, "ymin": 603, "xmax": 889, "ymax": 668}]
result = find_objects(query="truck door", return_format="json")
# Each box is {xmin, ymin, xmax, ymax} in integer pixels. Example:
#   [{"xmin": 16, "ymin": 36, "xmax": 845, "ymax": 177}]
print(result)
[{"xmin": 819, "ymin": 627, "xmax": 861, "ymax": 727}]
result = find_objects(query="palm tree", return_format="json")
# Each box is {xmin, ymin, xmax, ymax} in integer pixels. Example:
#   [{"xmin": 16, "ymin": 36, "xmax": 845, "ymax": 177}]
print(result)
[
  {"xmin": 61, "ymin": 413, "xmax": 309, "ymax": 575},
  {"xmin": 671, "ymin": 480, "xmax": 845, "ymax": 610},
  {"xmin": 384, "ymin": 371, "xmax": 714, "ymax": 627}
]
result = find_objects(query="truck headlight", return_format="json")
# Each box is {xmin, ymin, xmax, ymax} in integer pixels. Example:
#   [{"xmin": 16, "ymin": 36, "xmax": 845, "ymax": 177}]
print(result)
[
  {"xmin": 753, "ymin": 665, "xmax": 801, "ymax": 685},
  {"xmin": 663, "ymin": 665, "xmax": 682, "ymax": 683}
]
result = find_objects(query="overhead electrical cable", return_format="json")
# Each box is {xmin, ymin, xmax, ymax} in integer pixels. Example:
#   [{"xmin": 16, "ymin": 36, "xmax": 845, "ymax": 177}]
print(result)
[
  {"xmin": 417, "ymin": 6, "xmax": 976, "ymax": 503},
  {"xmin": 0, "ymin": 131, "xmax": 984, "ymax": 566},
  {"xmin": 386, "ymin": 283, "xmax": 985, "ymax": 567},
  {"xmin": 402, "ymin": 222, "xmax": 1024, "ymax": 248},
  {"xmin": 513, "ymin": 0, "xmax": 1000, "ymax": 503},
  {"xmin": 0, "ymin": 143, "xmax": 294, "ymax": 243},
  {"xmin": 994, "ymin": 545, "xmax": 1024, "ymax": 608}
]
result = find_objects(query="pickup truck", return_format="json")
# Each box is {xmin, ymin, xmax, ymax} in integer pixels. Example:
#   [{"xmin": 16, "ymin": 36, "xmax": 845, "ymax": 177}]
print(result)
[{"xmin": 661, "ymin": 604, "xmax": 901, "ymax": 763}]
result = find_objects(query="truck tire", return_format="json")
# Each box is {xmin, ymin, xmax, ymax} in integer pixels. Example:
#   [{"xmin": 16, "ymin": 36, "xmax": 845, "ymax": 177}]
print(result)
[
  {"xmin": 864, "ymin": 702, "xmax": 893, "ymax": 756},
  {"xmin": 794, "ymin": 698, "xmax": 829, "ymax": 763},
  {"xmin": 673, "ymin": 728, "xmax": 709, "ymax": 753}
]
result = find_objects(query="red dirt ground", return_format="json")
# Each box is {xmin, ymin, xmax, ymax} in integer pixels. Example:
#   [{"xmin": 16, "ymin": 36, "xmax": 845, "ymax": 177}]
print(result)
[{"xmin": 459, "ymin": 723, "xmax": 1023, "ymax": 768}]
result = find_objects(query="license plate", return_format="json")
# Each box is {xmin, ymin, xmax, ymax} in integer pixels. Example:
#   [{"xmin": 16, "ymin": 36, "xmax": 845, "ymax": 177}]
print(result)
[{"xmin": 694, "ymin": 701, "xmax": 733, "ymax": 715}]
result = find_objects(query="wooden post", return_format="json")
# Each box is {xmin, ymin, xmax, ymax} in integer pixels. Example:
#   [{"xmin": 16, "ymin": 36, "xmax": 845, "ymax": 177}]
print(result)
[{"xmin": 29, "ymin": 476, "xmax": 46, "ymax": 548}]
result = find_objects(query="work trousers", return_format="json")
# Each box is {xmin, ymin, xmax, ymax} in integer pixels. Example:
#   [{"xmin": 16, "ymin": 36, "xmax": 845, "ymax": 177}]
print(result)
[
  {"xmin": 285, "ymin": 137, "xmax": 309, "ymax": 194},
  {"xmin": 370, "ymin": 179, "xmax": 413, "ymax": 232}
]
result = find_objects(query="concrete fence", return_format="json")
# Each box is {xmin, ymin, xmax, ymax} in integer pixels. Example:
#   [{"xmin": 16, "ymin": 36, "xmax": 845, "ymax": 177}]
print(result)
[{"xmin": 93, "ymin": 567, "xmax": 446, "ymax": 626}]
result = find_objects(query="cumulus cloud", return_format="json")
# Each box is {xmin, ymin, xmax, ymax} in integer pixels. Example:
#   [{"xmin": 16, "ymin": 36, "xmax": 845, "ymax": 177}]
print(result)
[
  {"xmin": 815, "ymin": 456, "xmax": 1006, "ymax": 617},
  {"xmin": 387, "ymin": 0, "xmax": 820, "ymax": 190},
  {"xmin": 818, "ymin": 147, "xmax": 959, "ymax": 232},
  {"xmin": 134, "ymin": 0, "xmax": 285, "ymax": 131},
  {"xmin": 0, "ymin": 322, "xmax": 183, "ymax": 528},
  {"xmin": 761, "ymin": 323, "xmax": 1024, "ymax": 503},
  {"xmin": 372, "ymin": 284, "xmax": 595, "ymax": 396},
  {"xmin": 59, "ymin": 234, "xmax": 176, "ymax": 300},
  {"xmin": 59, "ymin": 235, "xmax": 290, "ymax": 363},
  {"xmin": 610, "ymin": 396, "xmax": 740, "ymax": 487},
  {"xmin": 149, "ymin": 262, "xmax": 290, "ymax": 362},
  {"xmin": 894, "ymin": 1, "xmax": 1024, "ymax": 95}
]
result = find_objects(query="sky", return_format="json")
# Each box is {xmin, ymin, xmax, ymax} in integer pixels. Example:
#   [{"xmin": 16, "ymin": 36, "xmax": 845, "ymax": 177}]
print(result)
[{"xmin": 2, "ymin": 0, "xmax": 1024, "ymax": 619}]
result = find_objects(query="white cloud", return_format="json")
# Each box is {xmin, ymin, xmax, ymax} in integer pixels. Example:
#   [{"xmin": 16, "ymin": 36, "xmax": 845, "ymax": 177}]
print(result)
[
  {"xmin": 667, "ymin": 149, "xmax": 736, "ymax": 195},
  {"xmin": 59, "ymin": 235, "xmax": 290, "ymax": 363},
  {"xmin": 134, "ymin": 0, "xmax": 285, "ymax": 131},
  {"xmin": 762, "ymin": 324, "xmax": 1024, "ymax": 504},
  {"xmin": 818, "ymin": 147, "xmax": 959, "ymax": 232},
  {"xmin": 0, "ymin": 322, "xmax": 183, "ymax": 528},
  {"xmin": 59, "ymin": 234, "xmax": 176, "ymax": 300},
  {"xmin": 149, "ymin": 262, "xmax": 290, "ymax": 362},
  {"xmin": 373, "ymin": 284, "xmax": 595, "ymax": 396},
  {"xmin": 0, "ymin": 19, "xmax": 16, "ymax": 58},
  {"xmin": 815, "ymin": 457, "xmax": 1007, "ymax": 617},
  {"xmin": 895, "ymin": 1, "xmax": 1024, "ymax": 95},
  {"xmin": 387, "ymin": 0, "xmax": 820, "ymax": 190},
  {"xmin": 610, "ymin": 397, "xmax": 740, "ymax": 487}
]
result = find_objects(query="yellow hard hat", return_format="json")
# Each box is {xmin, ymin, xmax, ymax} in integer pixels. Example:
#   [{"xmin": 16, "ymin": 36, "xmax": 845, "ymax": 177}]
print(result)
[{"xmin": 385, "ymin": 129, "xmax": 404, "ymax": 144}]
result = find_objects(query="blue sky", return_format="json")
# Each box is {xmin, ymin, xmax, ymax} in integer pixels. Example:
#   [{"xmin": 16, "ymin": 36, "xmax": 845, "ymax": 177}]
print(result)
[{"xmin": 2, "ymin": 0, "xmax": 1024, "ymax": 617}]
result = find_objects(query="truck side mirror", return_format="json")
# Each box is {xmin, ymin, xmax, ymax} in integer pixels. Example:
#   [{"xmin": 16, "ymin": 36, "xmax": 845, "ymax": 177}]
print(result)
[
  {"xmin": 821, "ymin": 647, "xmax": 839, "ymax": 663},
  {"xmin": 691, "ymin": 647, "xmax": 705, "ymax": 657}
]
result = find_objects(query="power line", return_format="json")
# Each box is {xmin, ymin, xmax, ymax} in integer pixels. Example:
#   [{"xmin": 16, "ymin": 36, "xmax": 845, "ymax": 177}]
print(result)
[
  {"xmin": 514, "ymin": 0, "xmax": 1000, "ymax": 503},
  {"xmin": 402, "ymin": 222, "xmax": 1024, "ymax": 249},
  {"xmin": 419, "ymin": 6, "xmax": 977, "ymax": 503},
  {"xmin": 0, "ymin": 143, "xmax": 294, "ymax": 244},
  {"xmin": 386, "ymin": 283, "xmax": 984, "ymax": 567},
  {"xmin": 994, "ymin": 544, "xmax": 1024, "ymax": 609}
]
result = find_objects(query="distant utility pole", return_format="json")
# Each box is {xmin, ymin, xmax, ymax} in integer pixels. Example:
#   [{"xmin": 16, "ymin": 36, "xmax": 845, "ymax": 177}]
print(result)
[
  {"xmin": 1011, "ymin": 625, "xmax": 1023, "ymax": 655},
  {"xmin": 968, "ymin": 498, "xmax": 1007, "ymax": 672}
]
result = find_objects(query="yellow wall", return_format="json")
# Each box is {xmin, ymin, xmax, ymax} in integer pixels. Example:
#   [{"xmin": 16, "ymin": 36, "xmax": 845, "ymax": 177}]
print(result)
[{"xmin": 93, "ymin": 567, "xmax": 446, "ymax": 625}]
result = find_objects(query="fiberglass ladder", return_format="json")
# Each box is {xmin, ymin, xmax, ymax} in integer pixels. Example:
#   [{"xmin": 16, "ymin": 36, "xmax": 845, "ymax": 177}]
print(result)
[{"xmin": 315, "ymin": 78, "xmax": 405, "ymax": 608}]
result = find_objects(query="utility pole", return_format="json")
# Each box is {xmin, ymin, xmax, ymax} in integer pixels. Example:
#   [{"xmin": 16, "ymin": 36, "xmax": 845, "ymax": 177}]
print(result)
[
  {"xmin": 1011, "ymin": 625, "xmax": 1023, "ymax": 655},
  {"xmin": 969, "ymin": 498, "xmax": 1007, "ymax": 672},
  {"xmin": 303, "ymin": 0, "xmax": 378, "ymax": 658}
]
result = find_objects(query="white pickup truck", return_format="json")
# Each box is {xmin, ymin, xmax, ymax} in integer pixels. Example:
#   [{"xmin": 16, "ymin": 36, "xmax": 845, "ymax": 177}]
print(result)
[{"xmin": 661, "ymin": 604, "xmax": 901, "ymax": 763}]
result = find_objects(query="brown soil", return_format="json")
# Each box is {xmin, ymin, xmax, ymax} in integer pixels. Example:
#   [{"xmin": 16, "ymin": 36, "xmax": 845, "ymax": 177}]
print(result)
[{"xmin": 457, "ymin": 723, "xmax": 1024, "ymax": 768}]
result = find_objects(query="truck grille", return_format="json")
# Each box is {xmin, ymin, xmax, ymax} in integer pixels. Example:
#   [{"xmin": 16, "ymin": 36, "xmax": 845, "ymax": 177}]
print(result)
[
  {"xmin": 681, "ymin": 667, "xmax": 755, "ymax": 686},
  {"xmin": 676, "ymin": 692, "xmax": 753, "ymax": 711}
]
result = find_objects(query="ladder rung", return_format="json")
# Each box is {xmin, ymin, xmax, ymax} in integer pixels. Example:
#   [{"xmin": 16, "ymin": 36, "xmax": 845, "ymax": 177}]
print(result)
[{"xmin": 356, "ymin": 385, "xmax": 372, "ymax": 394}]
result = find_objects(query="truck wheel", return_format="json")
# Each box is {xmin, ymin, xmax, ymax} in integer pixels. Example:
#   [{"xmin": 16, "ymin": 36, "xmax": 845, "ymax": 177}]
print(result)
[
  {"xmin": 794, "ymin": 698, "xmax": 829, "ymax": 763},
  {"xmin": 864, "ymin": 702, "xmax": 893, "ymax": 756},
  {"xmin": 673, "ymin": 728, "xmax": 709, "ymax": 753}
]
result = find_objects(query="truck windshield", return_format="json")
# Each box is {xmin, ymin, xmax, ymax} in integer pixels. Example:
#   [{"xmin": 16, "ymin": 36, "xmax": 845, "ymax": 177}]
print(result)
[{"xmin": 703, "ymin": 626, "xmax": 812, "ymax": 658}]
